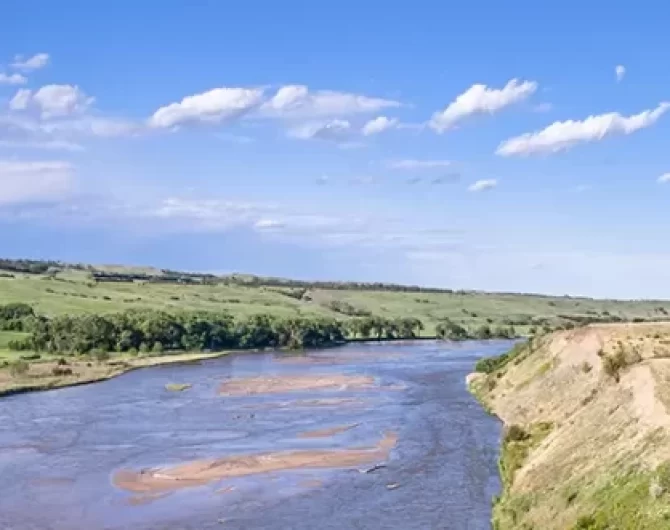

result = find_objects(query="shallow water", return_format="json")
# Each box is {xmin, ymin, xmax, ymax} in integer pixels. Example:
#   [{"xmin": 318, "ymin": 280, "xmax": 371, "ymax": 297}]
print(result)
[{"xmin": 0, "ymin": 340, "xmax": 510, "ymax": 530}]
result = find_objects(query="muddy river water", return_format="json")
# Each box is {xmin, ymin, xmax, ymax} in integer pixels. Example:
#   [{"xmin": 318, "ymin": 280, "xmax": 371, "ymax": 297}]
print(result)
[{"xmin": 0, "ymin": 340, "xmax": 511, "ymax": 530}]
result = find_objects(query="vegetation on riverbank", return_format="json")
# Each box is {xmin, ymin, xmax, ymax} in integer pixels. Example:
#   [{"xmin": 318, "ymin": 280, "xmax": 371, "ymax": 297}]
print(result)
[
  {"xmin": 469, "ymin": 324, "xmax": 670, "ymax": 529},
  {"xmin": 2, "ymin": 256, "xmax": 670, "ymax": 397},
  {"xmin": 0, "ymin": 258, "xmax": 669, "ymax": 337}
]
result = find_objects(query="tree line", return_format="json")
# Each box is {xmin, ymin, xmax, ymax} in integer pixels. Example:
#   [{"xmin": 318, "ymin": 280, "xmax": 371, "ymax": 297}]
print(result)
[
  {"xmin": 435, "ymin": 318, "xmax": 517, "ymax": 341},
  {"xmin": 7, "ymin": 310, "xmax": 349, "ymax": 354},
  {"xmin": 2, "ymin": 304, "xmax": 442, "ymax": 355}
]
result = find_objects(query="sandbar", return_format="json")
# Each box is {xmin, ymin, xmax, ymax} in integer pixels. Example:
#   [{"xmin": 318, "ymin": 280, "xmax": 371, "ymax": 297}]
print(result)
[
  {"xmin": 297, "ymin": 423, "xmax": 360, "ymax": 439},
  {"xmin": 219, "ymin": 374, "xmax": 376, "ymax": 396},
  {"xmin": 113, "ymin": 432, "xmax": 397, "ymax": 493}
]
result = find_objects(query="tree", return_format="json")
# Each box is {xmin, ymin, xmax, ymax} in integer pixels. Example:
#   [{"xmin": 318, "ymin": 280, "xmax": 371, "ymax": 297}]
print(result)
[{"xmin": 436, "ymin": 318, "xmax": 469, "ymax": 341}]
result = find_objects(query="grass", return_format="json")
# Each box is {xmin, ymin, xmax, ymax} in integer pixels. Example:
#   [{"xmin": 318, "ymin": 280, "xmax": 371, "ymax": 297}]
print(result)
[
  {"xmin": 1, "ymin": 269, "xmax": 670, "ymax": 338},
  {"xmin": 566, "ymin": 468, "xmax": 670, "ymax": 529},
  {"xmin": 165, "ymin": 383, "xmax": 192, "ymax": 392},
  {"xmin": 0, "ymin": 350, "xmax": 234, "ymax": 396},
  {"xmin": 499, "ymin": 422, "xmax": 554, "ymax": 489}
]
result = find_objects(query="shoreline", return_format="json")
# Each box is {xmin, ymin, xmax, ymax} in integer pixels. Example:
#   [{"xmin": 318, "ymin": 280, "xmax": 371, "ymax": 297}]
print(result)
[
  {"xmin": 0, "ymin": 350, "xmax": 239, "ymax": 398},
  {"xmin": 0, "ymin": 336, "xmax": 513, "ymax": 399},
  {"xmin": 468, "ymin": 324, "xmax": 670, "ymax": 529},
  {"xmin": 0, "ymin": 338, "xmax": 433, "ymax": 398}
]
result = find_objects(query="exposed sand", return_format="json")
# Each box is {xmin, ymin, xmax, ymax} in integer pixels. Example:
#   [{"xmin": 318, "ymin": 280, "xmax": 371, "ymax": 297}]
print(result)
[
  {"xmin": 113, "ymin": 432, "xmax": 397, "ymax": 493},
  {"xmin": 297, "ymin": 423, "xmax": 359, "ymax": 439},
  {"xmin": 241, "ymin": 397, "xmax": 370, "ymax": 410},
  {"xmin": 470, "ymin": 323, "xmax": 670, "ymax": 529},
  {"xmin": 219, "ymin": 374, "xmax": 376, "ymax": 396}
]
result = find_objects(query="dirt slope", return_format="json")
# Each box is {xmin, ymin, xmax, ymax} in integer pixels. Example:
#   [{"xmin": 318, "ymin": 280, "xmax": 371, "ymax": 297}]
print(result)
[{"xmin": 470, "ymin": 324, "xmax": 670, "ymax": 529}]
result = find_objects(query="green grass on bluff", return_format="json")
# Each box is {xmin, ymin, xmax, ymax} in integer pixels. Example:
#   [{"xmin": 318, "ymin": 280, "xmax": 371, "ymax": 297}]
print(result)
[{"xmin": 1, "ymin": 267, "xmax": 669, "ymax": 337}]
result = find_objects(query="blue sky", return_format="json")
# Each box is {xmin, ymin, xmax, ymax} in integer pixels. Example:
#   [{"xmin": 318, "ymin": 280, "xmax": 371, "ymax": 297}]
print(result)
[{"xmin": 1, "ymin": 1, "xmax": 670, "ymax": 298}]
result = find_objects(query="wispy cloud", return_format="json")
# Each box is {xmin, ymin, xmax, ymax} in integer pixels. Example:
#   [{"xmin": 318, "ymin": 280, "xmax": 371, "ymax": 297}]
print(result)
[
  {"xmin": 288, "ymin": 119, "xmax": 352, "ymax": 141},
  {"xmin": 260, "ymin": 85, "xmax": 401, "ymax": 119},
  {"xmin": 497, "ymin": 102, "xmax": 670, "ymax": 156},
  {"xmin": 361, "ymin": 116, "xmax": 398, "ymax": 136},
  {"xmin": 657, "ymin": 173, "xmax": 670, "ymax": 184},
  {"xmin": 615, "ymin": 64, "xmax": 626, "ymax": 82},
  {"xmin": 386, "ymin": 159, "xmax": 452, "ymax": 170},
  {"xmin": 10, "ymin": 85, "xmax": 95, "ymax": 118},
  {"xmin": 468, "ymin": 179, "xmax": 497, "ymax": 192},
  {"xmin": 0, "ymin": 139, "xmax": 84, "ymax": 151},
  {"xmin": 0, "ymin": 72, "xmax": 27, "ymax": 85},
  {"xmin": 0, "ymin": 159, "xmax": 75, "ymax": 204},
  {"xmin": 11, "ymin": 53, "xmax": 50, "ymax": 71},
  {"xmin": 429, "ymin": 79, "xmax": 537, "ymax": 133},
  {"xmin": 148, "ymin": 87, "xmax": 265, "ymax": 129}
]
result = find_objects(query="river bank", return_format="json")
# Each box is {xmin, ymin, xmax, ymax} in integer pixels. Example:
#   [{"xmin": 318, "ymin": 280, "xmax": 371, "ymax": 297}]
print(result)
[
  {"xmin": 0, "ymin": 350, "xmax": 238, "ymax": 397},
  {"xmin": 469, "ymin": 323, "xmax": 670, "ymax": 529}
]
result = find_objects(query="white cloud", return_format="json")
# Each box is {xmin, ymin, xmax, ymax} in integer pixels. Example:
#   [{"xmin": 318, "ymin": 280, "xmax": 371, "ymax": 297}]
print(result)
[
  {"xmin": 615, "ymin": 65, "xmax": 626, "ymax": 82},
  {"xmin": 148, "ymin": 87, "xmax": 265, "ymax": 129},
  {"xmin": 11, "ymin": 53, "xmax": 50, "ymax": 71},
  {"xmin": 0, "ymin": 159, "xmax": 74, "ymax": 204},
  {"xmin": 361, "ymin": 116, "xmax": 398, "ymax": 136},
  {"xmin": 9, "ymin": 88, "xmax": 31, "ymax": 110},
  {"xmin": 0, "ymin": 73, "xmax": 27, "ymax": 85},
  {"xmin": 429, "ymin": 79, "xmax": 537, "ymax": 132},
  {"xmin": 36, "ymin": 85, "xmax": 94, "ymax": 117},
  {"xmin": 262, "ymin": 85, "xmax": 400, "ymax": 119},
  {"xmin": 12, "ymin": 85, "xmax": 95, "ymax": 118},
  {"xmin": 0, "ymin": 139, "xmax": 84, "ymax": 151},
  {"xmin": 468, "ymin": 179, "xmax": 497, "ymax": 192},
  {"xmin": 289, "ymin": 119, "xmax": 352, "ymax": 141},
  {"xmin": 496, "ymin": 102, "xmax": 670, "ymax": 156},
  {"xmin": 387, "ymin": 159, "xmax": 452, "ymax": 170},
  {"xmin": 657, "ymin": 173, "xmax": 670, "ymax": 184},
  {"xmin": 254, "ymin": 218, "xmax": 285, "ymax": 230}
]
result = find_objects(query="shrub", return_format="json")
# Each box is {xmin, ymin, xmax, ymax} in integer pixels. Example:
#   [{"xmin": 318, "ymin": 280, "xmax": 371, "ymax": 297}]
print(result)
[
  {"xmin": 581, "ymin": 361, "xmax": 593, "ymax": 373},
  {"xmin": 655, "ymin": 461, "xmax": 670, "ymax": 493},
  {"xmin": 8, "ymin": 360, "xmax": 29, "ymax": 377},
  {"xmin": 572, "ymin": 515, "xmax": 605, "ymax": 529},
  {"xmin": 152, "ymin": 341, "xmax": 164, "ymax": 353},
  {"xmin": 51, "ymin": 366, "xmax": 73, "ymax": 376},
  {"xmin": 92, "ymin": 349, "xmax": 110, "ymax": 362},
  {"xmin": 506, "ymin": 424, "xmax": 529, "ymax": 442},
  {"xmin": 19, "ymin": 353, "xmax": 41, "ymax": 361}
]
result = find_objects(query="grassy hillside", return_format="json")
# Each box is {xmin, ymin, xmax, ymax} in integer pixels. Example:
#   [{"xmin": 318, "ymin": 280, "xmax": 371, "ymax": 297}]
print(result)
[
  {"xmin": 1, "ymin": 264, "xmax": 670, "ymax": 337},
  {"xmin": 469, "ymin": 324, "xmax": 670, "ymax": 529}
]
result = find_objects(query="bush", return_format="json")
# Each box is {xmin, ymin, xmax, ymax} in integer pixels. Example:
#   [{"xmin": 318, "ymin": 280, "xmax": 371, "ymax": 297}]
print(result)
[
  {"xmin": 8, "ymin": 360, "xmax": 29, "ymax": 377},
  {"xmin": 505, "ymin": 424, "xmax": 529, "ymax": 442},
  {"xmin": 19, "ymin": 353, "xmax": 41, "ymax": 361},
  {"xmin": 92, "ymin": 349, "xmax": 110, "ymax": 362},
  {"xmin": 152, "ymin": 341, "xmax": 164, "ymax": 353},
  {"xmin": 51, "ymin": 366, "xmax": 73, "ymax": 376},
  {"xmin": 572, "ymin": 515, "xmax": 605, "ymax": 530}
]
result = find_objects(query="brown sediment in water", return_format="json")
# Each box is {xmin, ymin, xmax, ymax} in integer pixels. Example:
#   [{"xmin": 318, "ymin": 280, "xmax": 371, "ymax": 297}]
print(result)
[
  {"xmin": 297, "ymin": 423, "xmax": 360, "ymax": 439},
  {"xmin": 275, "ymin": 351, "xmax": 406, "ymax": 365},
  {"xmin": 113, "ymin": 431, "xmax": 397, "ymax": 494},
  {"xmin": 126, "ymin": 492, "xmax": 172, "ymax": 506},
  {"xmin": 241, "ymin": 397, "xmax": 369, "ymax": 410},
  {"xmin": 218, "ymin": 374, "xmax": 376, "ymax": 396},
  {"xmin": 299, "ymin": 478, "xmax": 323, "ymax": 488}
]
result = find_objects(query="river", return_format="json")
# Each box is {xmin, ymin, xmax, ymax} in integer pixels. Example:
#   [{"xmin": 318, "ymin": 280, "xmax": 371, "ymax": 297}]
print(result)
[{"xmin": 0, "ymin": 340, "xmax": 509, "ymax": 530}]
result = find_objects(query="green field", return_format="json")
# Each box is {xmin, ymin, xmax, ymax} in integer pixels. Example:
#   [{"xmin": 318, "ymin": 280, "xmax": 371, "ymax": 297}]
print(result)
[{"xmin": 0, "ymin": 266, "xmax": 669, "ymax": 336}]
